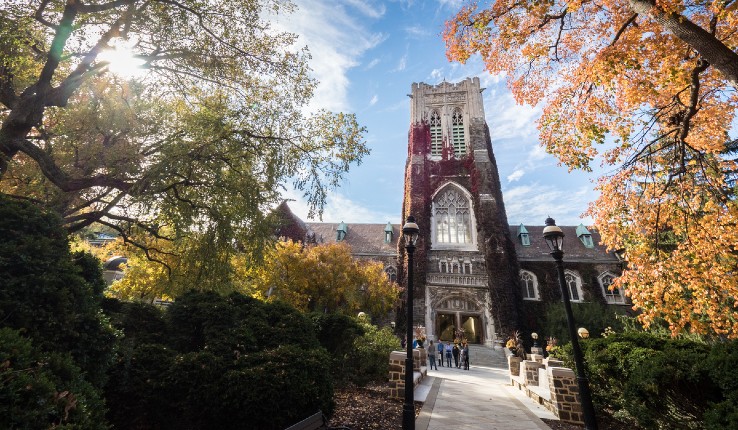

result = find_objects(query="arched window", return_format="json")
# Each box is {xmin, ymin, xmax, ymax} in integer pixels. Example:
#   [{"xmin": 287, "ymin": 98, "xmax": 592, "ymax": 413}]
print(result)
[
  {"xmin": 430, "ymin": 110, "xmax": 442, "ymax": 156},
  {"xmin": 385, "ymin": 266, "xmax": 397, "ymax": 283},
  {"xmin": 599, "ymin": 272, "xmax": 625, "ymax": 304},
  {"xmin": 520, "ymin": 270, "xmax": 539, "ymax": 300},
  {"xmin": 433, "ymin": 186, "xmax": 473, "ymax": 246},
  {"xmin": 564, "ymin": 270, "xmax": 584, "ymax": 302},
  {"xmin": 451, "ymin": 108, "xmax": 466, "ymax": 157}
]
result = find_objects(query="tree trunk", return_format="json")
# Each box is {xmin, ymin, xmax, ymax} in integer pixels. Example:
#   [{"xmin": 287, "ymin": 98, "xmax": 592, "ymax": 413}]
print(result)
[{"xmin": 629, "ymin": 0, "xmax": 738, "ymax": 89}]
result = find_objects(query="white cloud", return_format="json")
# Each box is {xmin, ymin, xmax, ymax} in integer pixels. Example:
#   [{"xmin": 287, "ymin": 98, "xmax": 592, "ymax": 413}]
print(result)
[
  {"xmin": 365, "ymin": 58, "xmax": 380, "ymax": 69},
  {"xmin": 273, "ymin": 0, "xmax": 387, "ymax": 112},
  {"xmin": 405, "ymin": 25, "xmax": 430, "ymax": 38},
  {"xmin": 503, "ymin": 183, "xmax": 594, "ymax": 225},
  {"xmin": 528, "ymin": 144, "xmax": 547, "ymax": 161},
  {"xmin": 283, "ymin": 188, "xmax": 398, "ymax": 224},
  {"xmin": 507, "ymin": 169, "xmax": 525, "ymax": 182},
  {"xmin": 429, "ymin": 68, "xmax": 444, "ymax": 82},
  {"xmin": 369, "ymin": 94, "xmax": 379, "ymax": 106},
  {"xmin": 394, "ymin": 53, "xmax": 407, "ymax": 72},
  {"xmin": 345, "ymin": 0, "xmax": 387, "ymax": 18}
]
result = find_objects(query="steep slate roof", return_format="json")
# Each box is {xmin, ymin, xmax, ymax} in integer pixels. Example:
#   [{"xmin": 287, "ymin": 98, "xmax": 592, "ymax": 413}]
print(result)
[
  {"xmin": 510, "ymin": 225, "xmax": 620, "ymax": 263},
  {"xmin": 305, "ymin": 222, "xmax": 400, "ymax": 257}
]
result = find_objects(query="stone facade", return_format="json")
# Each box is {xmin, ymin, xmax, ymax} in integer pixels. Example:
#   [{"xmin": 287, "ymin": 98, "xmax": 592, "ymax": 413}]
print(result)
[{"xmin": 274, "ymin": 78, "xmax": 626, "ymax": 345}]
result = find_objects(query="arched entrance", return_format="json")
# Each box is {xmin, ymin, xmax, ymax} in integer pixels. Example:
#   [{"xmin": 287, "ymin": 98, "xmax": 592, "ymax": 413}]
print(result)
[{"xmin": 426, "ymin": 287, "xmax": 494, "ymax": 345}]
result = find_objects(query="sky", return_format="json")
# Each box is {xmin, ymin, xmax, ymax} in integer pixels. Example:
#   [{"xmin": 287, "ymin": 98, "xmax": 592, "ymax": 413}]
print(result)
[{"xmin": 278, "ymin": 0, "xmax": 601, "ymax": 227}]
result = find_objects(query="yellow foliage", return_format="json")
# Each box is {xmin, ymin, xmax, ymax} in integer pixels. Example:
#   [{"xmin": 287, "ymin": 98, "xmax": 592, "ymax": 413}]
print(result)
[{"xmin": 251, "ymin": 240, "xmax": 399, "ymax": 316}]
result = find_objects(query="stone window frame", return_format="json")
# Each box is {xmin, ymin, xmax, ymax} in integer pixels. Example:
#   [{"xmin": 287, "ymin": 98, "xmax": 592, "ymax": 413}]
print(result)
[
  {"xmin": 520, "ymin": 270, "xmax": 539, "ymax": 301},
  {"xmin": 385, "ymin": 266, "xmax": 397, "ymax": 283},
  {"xmin": 564, "ymin": 270, "xmax": 584, "ymax": 302},
  {"xmin": 430, "ymin": 182, "xmax": 478, "ymax": 251},
  {"xmin": 451, "ymin": 107, "xmax": 466, "ymax": 157},
  {"xmin": 598, "ymin": 271, "xmax": 625, "ymax": 304},
  {"xmin": 430, "ymin": 109, "xmax": 442, "ymax": 157}
]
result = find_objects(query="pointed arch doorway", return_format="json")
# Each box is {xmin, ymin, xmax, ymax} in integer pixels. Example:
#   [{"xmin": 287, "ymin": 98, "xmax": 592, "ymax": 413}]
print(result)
[{"xmin": 426, "ymin": 286, "xmax": 494, "ymax": 345}]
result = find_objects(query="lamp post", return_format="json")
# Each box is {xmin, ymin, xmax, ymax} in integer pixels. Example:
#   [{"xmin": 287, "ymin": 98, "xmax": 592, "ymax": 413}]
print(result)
[
  {"xmin": 402, "ymin": 216, "xmax": 419, "ymax": 430},
  {"xmin": 543, "ymin": 217, "xmax": 598, "ymax": 430},
  {"xmin": 532, "ymin": 332, "xmax": 539, "ymax": 348}
]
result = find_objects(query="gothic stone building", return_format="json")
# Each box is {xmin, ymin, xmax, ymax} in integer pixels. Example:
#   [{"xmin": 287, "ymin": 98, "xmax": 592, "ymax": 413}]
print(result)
[{"xmin": 277, "ymin": 78, "xmax": 625, "ymax": 346}]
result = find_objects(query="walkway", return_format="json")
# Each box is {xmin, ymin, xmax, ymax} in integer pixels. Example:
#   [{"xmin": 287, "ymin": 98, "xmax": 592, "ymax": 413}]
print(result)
[{"xmin": 414, "ymin": 345, "xmax": 557, "ymax": 430}]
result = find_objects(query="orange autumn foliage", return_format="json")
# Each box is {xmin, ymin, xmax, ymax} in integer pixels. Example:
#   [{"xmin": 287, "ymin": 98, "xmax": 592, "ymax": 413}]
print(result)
[{"xmin": 444, "ymin": 1, "xmax": 738, "ymax": 338}]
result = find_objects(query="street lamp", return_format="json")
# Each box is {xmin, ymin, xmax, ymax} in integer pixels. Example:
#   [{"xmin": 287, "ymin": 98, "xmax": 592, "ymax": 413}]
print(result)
[
  {"xmin": 402, "ymin": 215, "xmax": 419, "ymax": 430},
  {"xmin": 543, "ymin": 217, "xmax": 598, "ymax": 430},
  {"xmin": 531, "ymin": 332, "xmax": 539, "ymax": 348}
]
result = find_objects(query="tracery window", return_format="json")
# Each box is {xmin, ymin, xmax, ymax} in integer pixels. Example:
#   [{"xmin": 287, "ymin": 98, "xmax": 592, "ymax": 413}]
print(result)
[
  {"xmin": 430, "ymin": 110, "xmax": 442, "ymax": 156},
  {"xmin": 520, "ymin": 270, "xmax": 539, "ymax": 300},
  {"xmin": 385, "ymin": 266, "xmax": 397, "ymax": 283},
  {"xmin": 451, "ymin": 108, "xmax": 466, "ymax": 157},
  {"xmin": 564, "ymin": 270, "xmax": 584, "ymax": 302},
  {"xmin": 599, "ymin": 272, "xmax": 625, "ymax": 304},
  {"xmin": 434, "ymin": 188, "xmax": 472, "ymax": 245}
]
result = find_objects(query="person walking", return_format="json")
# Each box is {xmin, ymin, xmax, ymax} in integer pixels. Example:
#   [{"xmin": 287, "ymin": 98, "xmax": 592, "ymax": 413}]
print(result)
[
  {"xmin": 461, "ymin": 343, "xmax": 469, "ymax": 370},
  {"xmin": 428, "ymin": 340, "xmax": 438, "ymax": 370},
  {"xmin": 452, "ymin": 342, "xmax": 460, "ymax": 368},
  {"xmin": 437, "ymin": 339, "xmax": 444, "ymax": 367},
  {"xmin": 444, "ymin": 342, "xmax": 452, "ymax": 367}
]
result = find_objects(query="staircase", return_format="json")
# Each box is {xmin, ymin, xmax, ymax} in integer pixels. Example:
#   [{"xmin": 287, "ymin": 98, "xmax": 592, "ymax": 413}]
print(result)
[{"xmin": 467, "ymin": 345, "xmax": 508, "ymax": 369}]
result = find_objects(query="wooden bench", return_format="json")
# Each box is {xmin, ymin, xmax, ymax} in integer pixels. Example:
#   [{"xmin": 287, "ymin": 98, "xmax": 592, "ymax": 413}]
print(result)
[{"xmin": 284, "ymin": 411, "xmax": 352, "ymax": 430}]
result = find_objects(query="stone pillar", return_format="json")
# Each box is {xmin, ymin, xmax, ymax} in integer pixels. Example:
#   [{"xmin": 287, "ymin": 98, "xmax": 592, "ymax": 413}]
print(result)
[
  {"xmin": 507, "ymin": 355, "xmax": 522, "ymax": 376},
  {"xmin": 523, "ymin": 360, "xmax": 545, "ymax": 386},
  {"xmin": 547, "ymin": 367, "xmax": 585, "ymax": 425},
  {"xmin": 388, "ymin": 351, "xmax": 406, "ymax": 398}
]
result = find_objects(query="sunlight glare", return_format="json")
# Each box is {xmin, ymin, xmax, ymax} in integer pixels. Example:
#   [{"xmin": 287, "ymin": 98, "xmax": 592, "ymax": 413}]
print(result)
[{"xmin": 98, "ymin": 42, "xmax": 146, "ymax": 79}]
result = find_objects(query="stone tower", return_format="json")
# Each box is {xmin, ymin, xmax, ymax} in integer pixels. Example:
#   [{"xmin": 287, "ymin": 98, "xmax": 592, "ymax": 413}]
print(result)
[{"xmin": 399, "ymin": 78, "xmax": 521, "ymax": 346}]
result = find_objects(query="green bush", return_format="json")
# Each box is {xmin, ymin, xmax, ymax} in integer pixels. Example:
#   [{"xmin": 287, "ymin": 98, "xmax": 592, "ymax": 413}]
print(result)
[
  {"xmin": 311, "ymin": 312, "xmax": 364, "ymax": 384},
  {"xmin": 0, "ymin": 195, "xmax": 116, "ymax": 388},
  {"xmin": 104, "ymin": 291, "xmax": 334, "ymax": 430},
  {"xmin": 560, "ymin": 332, "xmax": 738, "ymax": 429},
  {"xmin": 0, "ymin": 328, "xmax": 107, "ymax": 429},
  {"xmin": 544, "ymin": 301, "xmax": 626, "ymax": 343},
  {"xmin": 347, "ymin": 322, "xmax": 401, "ymax": 386}
]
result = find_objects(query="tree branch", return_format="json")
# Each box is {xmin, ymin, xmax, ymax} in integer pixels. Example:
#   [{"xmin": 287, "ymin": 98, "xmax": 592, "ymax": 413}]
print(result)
[{"xmin": 629, "ymin": 0, "xmax": 738, "ymax": 89}]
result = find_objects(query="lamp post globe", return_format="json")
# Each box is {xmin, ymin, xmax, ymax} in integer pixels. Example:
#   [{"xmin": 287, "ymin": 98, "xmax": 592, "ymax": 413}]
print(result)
[
  {"xmin": 401, "ymin": 215, "xmax": 419, "ymax": 430},
  {"xmin": 543, "ymin": 217, "xmax": 598, "ymax": 430}
]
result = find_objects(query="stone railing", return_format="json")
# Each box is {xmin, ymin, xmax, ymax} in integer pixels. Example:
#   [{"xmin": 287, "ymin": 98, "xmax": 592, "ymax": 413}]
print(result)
[
  {"xmin": 505, "ymin": 350, "xmax": 584, "ymax": 426},
  {"xmin": 388, "ymin": 348, "xmax": 428, "ymax": 398},
  {"xmin": 426, "ymin": 273, "xmax": 488, "ymax": 287}
]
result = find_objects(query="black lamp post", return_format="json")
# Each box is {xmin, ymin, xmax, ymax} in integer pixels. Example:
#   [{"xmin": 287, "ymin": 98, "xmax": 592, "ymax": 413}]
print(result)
[
  {"xmin": 543, "ymin": 217, "xmax": 598, "ymax": 430},
  {"xmin": 402, "ymin": 215, "xmax": 419, "ymax": 430}
]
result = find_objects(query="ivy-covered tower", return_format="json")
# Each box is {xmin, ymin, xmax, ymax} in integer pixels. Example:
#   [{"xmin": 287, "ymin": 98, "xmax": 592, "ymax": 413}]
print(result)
[{"xmin": 399, "ymin": 78, "xmax": 521, "ymax": 346}]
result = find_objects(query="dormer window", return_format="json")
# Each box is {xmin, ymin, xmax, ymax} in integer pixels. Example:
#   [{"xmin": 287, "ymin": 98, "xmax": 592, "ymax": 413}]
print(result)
[
  {"xmin": 576, "ymin": 224, "xmax": 594, "ymax": 248},
  {"xmin": 517, "ymin": 224, "xmax": 530, "ymax": 246},
  {"xmin": 384, "ymin": 222, "xmax": 393, "ymax": 243},
  {"xmin": 336, "ymin": 221, "xmax": 347, "ymax": 241}
]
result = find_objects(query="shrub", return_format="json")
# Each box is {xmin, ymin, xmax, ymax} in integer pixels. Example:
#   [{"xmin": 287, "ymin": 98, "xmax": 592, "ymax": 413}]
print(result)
[
  {"xmin": 311, "ymin": 312, "xmax": 365, "ymax": 385},
  {"xmin": 104, "ymin": 291, "xmax": 333, "ymax": 430},
  {"xmin": 0, "ymin": 328, "xmax": 107, "ymax": 429},
  {"xmin": 0, "ymin": 195, "xmax": 116, "ymax": 388},
  {"xmin": 560, "ymin": 332, "xmax": 738, "ymax": 429},
  {"xmin": 347, "ymin": 322, "xmax": 401, "ymax": 386},
  {"xmin": 544, "ymin": 301, "xmax": 626, "ymax": 343}
]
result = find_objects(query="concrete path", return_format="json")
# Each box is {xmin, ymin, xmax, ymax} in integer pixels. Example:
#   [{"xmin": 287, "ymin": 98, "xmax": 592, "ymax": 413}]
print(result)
[{"xmin": 415, "ymin": 345, "xmax": 557, "ymax": 430}]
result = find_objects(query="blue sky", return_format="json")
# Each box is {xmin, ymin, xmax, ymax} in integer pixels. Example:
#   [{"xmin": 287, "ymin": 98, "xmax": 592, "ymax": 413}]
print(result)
[{"xmin": 279, "ymin": 0, "xmax": 600, "ymax": 227}]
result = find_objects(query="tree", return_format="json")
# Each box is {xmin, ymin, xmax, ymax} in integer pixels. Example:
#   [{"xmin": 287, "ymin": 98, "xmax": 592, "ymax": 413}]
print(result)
[
  {"xmin": 444, "ymin": 1, "xmax": 738, "ymax": 338},
  {"xmin": 0, "ymin": 1, "xmax": 368, "ymax": 260},
  {"xmin": 252, "ymin": 240, "xmax": 399, "ymax": 316}
]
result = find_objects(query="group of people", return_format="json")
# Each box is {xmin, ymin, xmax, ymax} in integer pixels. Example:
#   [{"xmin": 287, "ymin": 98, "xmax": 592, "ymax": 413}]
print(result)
[{"xmin": 427, "ymin": 340, "xmax": 469, "ymax": 371}]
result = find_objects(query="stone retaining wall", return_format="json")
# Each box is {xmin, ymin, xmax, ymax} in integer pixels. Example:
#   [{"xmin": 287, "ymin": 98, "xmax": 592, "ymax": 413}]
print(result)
[
  {"xmin": 388, "ymin": 349, "xmax": 428, "ymax": 398},
  {"xmin": 506, "ymin": 350, "xmax": 584, "ymax": 426}
]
